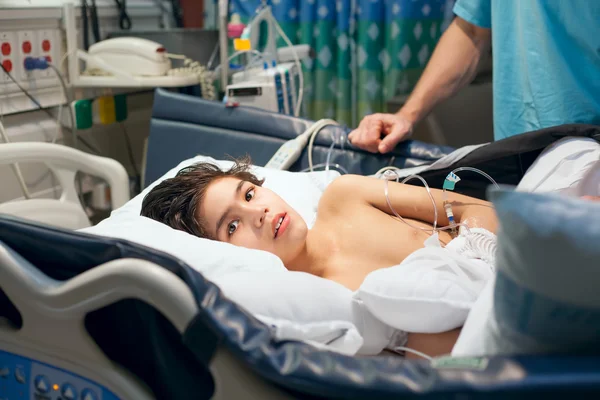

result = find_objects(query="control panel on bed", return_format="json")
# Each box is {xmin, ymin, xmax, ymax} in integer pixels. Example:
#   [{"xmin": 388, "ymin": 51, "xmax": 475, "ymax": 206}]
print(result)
[{"xmin": 0, "ymin": 350, "xmax": 118, "ymax": 400}]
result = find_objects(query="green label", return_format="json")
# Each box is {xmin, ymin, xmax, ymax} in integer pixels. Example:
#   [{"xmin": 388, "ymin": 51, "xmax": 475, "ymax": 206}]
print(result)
[{"xmin": 431, "ymin": 356, "xmax": 489, "ymax": 371}]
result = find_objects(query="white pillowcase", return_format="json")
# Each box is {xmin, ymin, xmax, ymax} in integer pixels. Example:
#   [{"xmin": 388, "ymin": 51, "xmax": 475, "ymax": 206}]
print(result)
[
  {"xmin": 82, "ymin": 214, "xmax": 287, "ymax": 278},
  {"xmin": 81, "ymin": 155, "xmax": 371, "ymax": 354},
  {"xmin": 516, "ymin": 136, "xmax": 600, "ymax": 196}
]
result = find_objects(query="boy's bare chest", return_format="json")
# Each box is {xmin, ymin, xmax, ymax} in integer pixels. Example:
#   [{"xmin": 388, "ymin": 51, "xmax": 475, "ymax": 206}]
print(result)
[{"xmin": 313, "ymin": 205, "xmax": 444, "ymax": 290}]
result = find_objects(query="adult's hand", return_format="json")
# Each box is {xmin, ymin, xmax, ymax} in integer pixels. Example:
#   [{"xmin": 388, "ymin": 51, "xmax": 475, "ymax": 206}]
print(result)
[{"xmin": 348, "ymin": 112, "xmax": 414, "ymax": 154}]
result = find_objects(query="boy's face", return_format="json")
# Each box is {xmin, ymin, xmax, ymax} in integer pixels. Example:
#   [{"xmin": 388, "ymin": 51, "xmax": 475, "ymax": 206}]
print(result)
[{"xmin": 199, "ymin": 177, "xmax": 309, "ymax": 265}]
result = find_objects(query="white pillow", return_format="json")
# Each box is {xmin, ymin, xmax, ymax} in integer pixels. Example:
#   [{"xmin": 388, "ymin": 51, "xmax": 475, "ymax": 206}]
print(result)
[
  {"xmin": 516, "ymin": 136, "xmax": 600, "ymax": 196},
  {"xmin": 355, "ymin": 233, "xmax": 494, "ymax": 334},
  {"xmin": 82, "ymin": 214, "xmax": 287, "ymax": 279}
]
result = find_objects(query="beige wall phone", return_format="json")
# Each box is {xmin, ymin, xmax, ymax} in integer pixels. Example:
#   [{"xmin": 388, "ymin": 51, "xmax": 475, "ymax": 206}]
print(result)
[
  {"xmin": 83, "ymin": 37, "xmax": 215, "ymax": 99},
  {"xmin": 61, "ymin": 3, "xmax": 214, "ymax": 97}
]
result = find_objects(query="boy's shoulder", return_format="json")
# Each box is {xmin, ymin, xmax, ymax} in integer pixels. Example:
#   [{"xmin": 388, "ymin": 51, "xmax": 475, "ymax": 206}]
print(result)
[{"xmin": 317, "ymin": 175, "xmax": 370, "ymax": 216}]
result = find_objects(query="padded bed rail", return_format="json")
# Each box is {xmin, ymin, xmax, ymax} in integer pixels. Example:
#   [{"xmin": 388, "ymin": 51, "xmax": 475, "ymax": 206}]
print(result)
[
  {"xmin": 1, "ymin": 215, "xmax": 600, "ymax": 399},
  {"xmin": 144, "ymin": 89, "xmax": 454, "ymax": 187}
]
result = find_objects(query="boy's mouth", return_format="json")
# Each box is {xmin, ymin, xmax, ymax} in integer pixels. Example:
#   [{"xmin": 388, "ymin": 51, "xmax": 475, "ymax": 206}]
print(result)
[{"xmin": 273, "ymin": 213, "xmax": 288, "ymax": 238}]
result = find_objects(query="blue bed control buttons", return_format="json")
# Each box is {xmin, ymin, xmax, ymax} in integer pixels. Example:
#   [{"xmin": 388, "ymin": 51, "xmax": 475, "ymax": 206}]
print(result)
[
  {"xmin": 14, "ymin": 365, "xmax": 26, "ymax": 383},
  {"xmin": 1, "ymin": 349, "xmax": 120, "ymax": 400},
  {"xmin": 82, "ymin": 388, "xmax": 99, "ymax": 400},
  {"xmin": 62, "ymin": 383, "xmax": 78, "ymax": 400},
  {"xmin": 34, "ymin": 374, "xmax": 50, "ymax": 393}
]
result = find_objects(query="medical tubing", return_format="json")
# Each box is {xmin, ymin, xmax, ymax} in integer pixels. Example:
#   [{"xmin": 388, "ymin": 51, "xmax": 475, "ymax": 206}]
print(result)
[
  {"xmin": 48, "ymin": 64, "xmax": 78, "ymax": 151},
  {"xmin": 325, "ymin": 142, "xmax": 335, "ymax": 172},
  {"xmin": 0, "ymin": 119, "xmax": 31, "ymax": 199},
  {"xmin": 436, "ymin": 222, "xmax": 472, "ymax": 236},
  {"xmin": 306, "ymin": 119, "xmax": 341, "ymax": 171},
  {"xmin": 54, "ymin": 104, "xmax": 63, "ymax": 143},
  {"xmin": 211, "ymin": 50, "xmax": 274, "ymax": 87},
  {"xmin": 300, "ymin": 163, "xmax": 349, "ymax": 175},
  {"xmin": 324, "ymin": 128, "xmax": 346, "ymax": 173},
  {"xmin": 393, "ymin": 346, "xmax": 433, "ymax": 361},
  {"xmin": 450, "ymin": 166, "xmax": 499, "ymax": 188},
  {"xmin": 228, "ymin": 50, "xmax": 269, "ymax": 65},
  {"xmin": 442, "ymin": 166, "xmax": 499, "ymax": 234},
  {"xmin": 383, "ymin": 171, "xmax": 438, "ymax": 233},
  {"xmin": 375, "ymin": 165, "xmax": 404, "ymax": 179}
]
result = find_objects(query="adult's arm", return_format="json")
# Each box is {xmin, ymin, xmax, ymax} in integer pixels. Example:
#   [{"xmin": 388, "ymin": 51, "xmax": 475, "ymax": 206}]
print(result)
[
  {"xmin": 397, "ymin": 16, "xmax": 492, "ymax": 131},
  {"xmin": 348, "ymin": 17, "xmax": 492, "ymax": 154}
]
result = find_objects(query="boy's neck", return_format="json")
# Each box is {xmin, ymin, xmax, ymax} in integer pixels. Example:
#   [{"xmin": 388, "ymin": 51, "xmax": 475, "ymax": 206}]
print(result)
[{"xmin": 286, "ymin": 229, "xmax": 331, "ymax": 277}]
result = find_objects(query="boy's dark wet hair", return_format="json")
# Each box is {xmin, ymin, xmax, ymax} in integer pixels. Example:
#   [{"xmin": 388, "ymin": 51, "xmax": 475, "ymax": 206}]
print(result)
[{"xmin": 141, "ymin": 156, "xmax": 264, "ymax": 239}]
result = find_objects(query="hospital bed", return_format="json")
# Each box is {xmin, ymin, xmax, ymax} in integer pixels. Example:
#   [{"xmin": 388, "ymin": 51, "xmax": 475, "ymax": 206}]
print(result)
[{"xmin": 1, "ymin": 88, "xmax": 600, "ymax": 399}]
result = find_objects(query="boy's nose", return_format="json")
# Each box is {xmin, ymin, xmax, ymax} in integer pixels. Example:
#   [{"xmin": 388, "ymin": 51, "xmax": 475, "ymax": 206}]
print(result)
[{"xmin": 250, "ymin": 205, "xmax": 268, "ymax": 227}]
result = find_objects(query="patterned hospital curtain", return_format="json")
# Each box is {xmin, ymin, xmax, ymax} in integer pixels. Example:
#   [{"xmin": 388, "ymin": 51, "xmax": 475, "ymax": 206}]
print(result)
[{"xmin": 204, "ymin": 0, "xmax": 455, "ymax": 128}]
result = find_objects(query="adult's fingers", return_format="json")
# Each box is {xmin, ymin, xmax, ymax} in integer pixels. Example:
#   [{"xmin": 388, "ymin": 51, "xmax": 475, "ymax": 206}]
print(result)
[
  {"xmin": 378, "ymin": 125, "xmax": 410, "ymax": 153},
  {"xmin": 349, "ymin": 116, "xmax": 383, "ymax": 153},
  {"xmin": 377, "ymin": 114, "xmax": 413, "ymax": 153}
]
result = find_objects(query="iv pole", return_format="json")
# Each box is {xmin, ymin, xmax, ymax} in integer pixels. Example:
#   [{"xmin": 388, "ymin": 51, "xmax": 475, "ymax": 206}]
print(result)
[{"xmin": 218, "ymin": 0, "xmax": 229, "ymax": 95}]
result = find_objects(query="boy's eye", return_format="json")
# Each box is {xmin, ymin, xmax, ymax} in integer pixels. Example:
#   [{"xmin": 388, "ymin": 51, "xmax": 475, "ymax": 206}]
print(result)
[
  {"xmin": 228, "ymin": 220, "xmax": 239, "ymax": 235},
  {"xmin": 245, "ymin": 188, "xmax": 255, "ymax": 201}
]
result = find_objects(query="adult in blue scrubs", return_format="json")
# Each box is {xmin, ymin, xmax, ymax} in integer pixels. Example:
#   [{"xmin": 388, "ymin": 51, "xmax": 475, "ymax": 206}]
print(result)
[{"xmin": 348, "ymin": 0, "xmax": 600, "ymax": 153}]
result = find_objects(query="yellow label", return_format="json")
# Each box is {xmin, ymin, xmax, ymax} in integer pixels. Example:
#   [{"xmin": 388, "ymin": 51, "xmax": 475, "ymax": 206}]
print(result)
[
  {"xmin": 98, "ymin": 96, "xmax": 116, "ymax": 124},
  {"xmin": 234, "ymin": 38, "xmax": 251, "ymax": 51}
]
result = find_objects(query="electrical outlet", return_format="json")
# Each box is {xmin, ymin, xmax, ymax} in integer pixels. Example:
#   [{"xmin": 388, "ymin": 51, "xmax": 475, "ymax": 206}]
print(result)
[
  {"xmin": 17, "ymin": 30, "xmax": 37, "ymax": 81},
  {"xmin": 0, "ymin": 31, "xmax": 17, "ymax": 83},
  {"xmin": 37, "ymin": 29, "xmax": 60, "ymax": 79}
]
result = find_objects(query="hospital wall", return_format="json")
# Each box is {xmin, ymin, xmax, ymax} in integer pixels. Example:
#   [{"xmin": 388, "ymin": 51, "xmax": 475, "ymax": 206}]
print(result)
[
  {"xmin": 0, "ymin": 93, "xmax": 153, "ymax": 203},
  {"xmin": 0, "ymin": 1, "xmax": 167, "ymax": 205}
]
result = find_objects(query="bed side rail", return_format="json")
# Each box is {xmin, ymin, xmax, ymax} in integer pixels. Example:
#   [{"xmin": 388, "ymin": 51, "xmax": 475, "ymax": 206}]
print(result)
[
  {"xmin": 0, "ymin": 240, "xmax": 293, "ymax": 400},
  {"xmin": 0, "ymin": 242, "xmax": 196, "ymax": 399},
  {"xmin": 0, "ymin": 143, "xmax": 130, "ymax": 229}
]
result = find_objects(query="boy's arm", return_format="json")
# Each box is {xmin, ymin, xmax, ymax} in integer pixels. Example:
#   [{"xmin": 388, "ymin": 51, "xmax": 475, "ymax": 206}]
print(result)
[{"xmin": 324, "ymin": 175, "xmax": 497, "ymax": 233}]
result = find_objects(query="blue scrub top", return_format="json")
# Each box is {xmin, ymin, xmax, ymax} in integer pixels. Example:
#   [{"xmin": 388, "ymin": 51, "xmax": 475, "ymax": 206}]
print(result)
[{"xmin": 453, "ymin": 0, "xmax": 600, "ymax": 141}]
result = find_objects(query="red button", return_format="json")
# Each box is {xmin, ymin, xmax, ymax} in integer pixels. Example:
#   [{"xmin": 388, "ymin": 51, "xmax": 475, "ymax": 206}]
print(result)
[
  {"xmin": 1, "ymin": 42, "xmax": 10, "ymax": 56},
  {"xmin": 2, "ymin": 59, "xmax": 13, "ymax": 73},
  {"xmin": 45, "ymin": 56, "xmax": 52, "ymax": 63},
  {"xmin": 22, "ymin": 41, "xmax": 31, "ymax": 54},
  {"xmin": 42, "ymin": 40, "xmax": 50, "ymax": 52}
]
